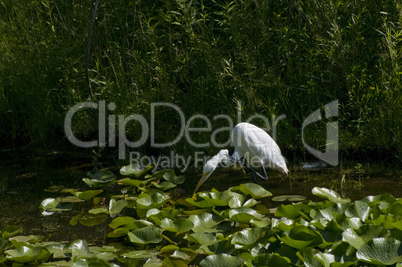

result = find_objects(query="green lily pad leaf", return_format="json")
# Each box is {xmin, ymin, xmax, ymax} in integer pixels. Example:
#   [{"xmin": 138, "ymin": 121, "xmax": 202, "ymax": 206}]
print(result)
[
  {"xmin": 272, "ymin": 195, "xmax": 307, "ymax": 202},
  {"xmin": 188, "ymin": 213, "xmax": 223, "ymax": 233},
  {"xmin": 128, "ymin": 226, "xmax": 163, "ymax": 244},
  {"xmin": 68, "ymin": 239, "xmax": 90, "ymax": 259},
  {"xmin": 78, "ymin": 213, "xmax": 107, "ymax": 226},
  {"xmin": 356, "ymin": 237, "xmax": 402, "ymax": 265},
  {"xmin": 67, "ymin": 189, "xmax": 103, "ymax": 201},
  {"xmin": 61, "ymin": 196, "xmax": 85, "ymax": 203},
  {"xmin": 228, "ymin": 194, "xmax": 245, "ymax": 208},
  {"xmin": 200, "ymin": 254, "xmax": 245, "ymax": 267},
  {"xmin": 117, "ymin": 178, "xmax": 145, "ymax": 188},
  {"xmin": 171, "ymin": 250, "xmax": 191, "ymax": 261},
  {"xmin": 312, "ymin": 187, "xmax": 351, "ymax": 203},
  {"xmin": 0, "ymin": 238, "xmax": 7, "ymax": 251},
  {"xmin": 186, "ymin": 195, "xmax": 228, "ymax": 208},
  {"xmin": 151, "ymin": 181, "xmax": 177, "ymax": 190},
  {"xmin": 231, "ymin": 183, "xmax": 272, "ymax": 199},
  {"xmin": 120, "ymin": 250, "xmax": 160, "ymax": 259},
  {"xmin": 9, "ymin": 235, "xmax": 42, "ymax": 244},
  {"xmin": 83, "ymin": 171, "xmax": 116, "ymax": 188},
  {"xmin": 278, "ymin": 226, "xmax": 322, "ymax": 250},
  {"xmin": 160, "ymin": 218, "xmax": 194, "ymax": 233},
  {"xmin": 161, "ymin": 170, "xmax": 185, "ymax": 184},
  {"xmin": 253, "ymin": 253, "xmax": 290, "ymax": 267},
  {"xmin": 2, "ymin": 226, "xmax": 22, "ymax": 239},
  {"xmin": 345, "ymin": 201, "xmax": 370, "ymax": 221},
  {"xmin": 275, "ymin": 203, "xmax": 307, "ymax": 219},
  {"xmin": 231, "ymin": 228, "xmax": 264, "ymax": 247},
  {"xmin": 160, "ymin": 245, "xmax": 180, "ymax": 253},
  {"xmin": 228, "ymin": 207, "xmax": 265, "ymax": 224},
  {"xmin": 72, "ymin": 257, "xmax": 111, "ymax": 267},
  {"xmin": 109, "ymin": 199, "xmax": 128, "ymax": 216},
  {"xmin": 120, "ymin": 163, "xmax": 153, "ymax": 177},
  {"xmin": 136, "ymin": 191, "xmax": 170, "ymax": 210},
  {"xmin": 342, "ymin": 228, "xmax": 365, "ymax": 249},
  {"xmin": 40, "ymin": 197, "xmax": 74, "ymax": 214},
  {"xmin": 109, "ymin": 216, "xmax": 136, "ymax": 229},
  {"xmin": 5, "ymin": 246, "xmax": 50, "ymax": 263},
  {"xmin": 88, "ymin": 207, "xmax": 108, "ymax": 214},
  {"xmin": 187, "ymin": 233, "xmax": 219, "ymax": 246}
]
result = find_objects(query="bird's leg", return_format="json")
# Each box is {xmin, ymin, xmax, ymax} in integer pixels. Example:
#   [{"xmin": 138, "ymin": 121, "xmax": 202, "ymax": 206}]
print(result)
[
  {"xmin": 252, "ymin": 172, "xmax": 257, "ymax": 184},
  {"xmin": 261, "ymin": 165, "xmax": 269, "ymax": 181},
  {"xmin": 244, "ymin": 162, "xmax": 267, "ymax": 182}
]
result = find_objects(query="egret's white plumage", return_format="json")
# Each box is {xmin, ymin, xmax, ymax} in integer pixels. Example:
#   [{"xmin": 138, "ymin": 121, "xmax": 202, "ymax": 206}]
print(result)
[{"xmin": 194, "ymin": 122, "xmax": 288, "ymax": 194}]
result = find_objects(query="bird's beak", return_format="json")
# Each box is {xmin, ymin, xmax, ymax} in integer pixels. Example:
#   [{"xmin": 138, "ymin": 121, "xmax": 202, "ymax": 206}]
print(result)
[{"xmin": 193, "ymin": 172, "xmax": 210, "ymax": 195}]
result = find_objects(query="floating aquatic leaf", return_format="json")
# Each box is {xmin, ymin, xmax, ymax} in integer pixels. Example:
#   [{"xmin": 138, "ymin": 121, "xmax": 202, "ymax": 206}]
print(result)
[
  {"xmin": 5, "ymin": 245, "xmax": 50, "ymax": 263},
  {"xmin": 71, "ymin": 257, "xmax": 111, "ymax": 267},
  {"xmin": 83, "ymin": 171, "xmax": 116, "ymax": 188},
  {"xmin": 160, "ymin": 218, "xmax": 193, "ymax": 233},
  {"xmin": 278, "ymin": 225, "xmax": 323, "ymax": 250},
  {"xmin": 136, "ymin": 191, "xmax": 170, "ymax": 210},
  {"xmin": 151, "ymin": 181, "xmax": 177, "ymax": 190},
  {"xmin": 109, "ymin": 199, "xmax": 128, "ymax": 216},
  {"xmin": 187, "ymin": 233, "xmax": 218, "ymax": 246},
  {"xmin": 228, "ymin": 207, "xmax": 265, "ymax": 224},
  {"xmin": 67, "ymin": 189, "xmax": 103, "ymax": 201},
  {"xmin": 231, "ymin": 228, "xmax": 264, "ymax": 247},
  {"xmin": 120, "ymin": 163, "xmax": 153, "ymax": 177},
  {"xmin": 162, "ymin": 170, "xmax": 185, "ymax": 184},
  {"xmin": 128, "ymin": 226, "xmax": 163, "ymax": 244},
  {"xmin": 120, "ymin": 250, "xmax": 160, "ymax": 259},
  {"xmin": 231, "ymin": 183, "xmax": 272, "ymax": 199},
  {"xmin": 78, "ymin": 213, "xmax": 108, "ymax": 226},
  {"xmin": 88, "ymin": 208, "xmax": 108, "ymax": 214},
  {"xmin": 356, "ymin": 237, "xmax": 402, "ymax": 265},
  {"xmin": 40, "ymin": 197, "xmax": 74, "ymax": 214},
  {"xmin": 160, "ymin": 244, "xmax": 180, "ymax": 253},
  {"xmin": 2, "ymin": 226, "xmax": 22, "ymax": 239},
  {"xmin": 345, "ymin": 201, "xmax": 370, "ymax": 222},
  {"xmin": 200, "ymin": 254, "xmax": 245, "ymax": 267},
  {"xmin": 188, "ymin": 213, "xmax": 223, "ymax": 233},
  {"xmin": 275, "ymin": 203, "xmax": 308, "ymax": 219},
  {"xmin": 117, "ymin": 178, "xmax": 145, "ymax": 188},
  {"xmin": 312, "ymin": 187, "xmax": 351, "ymax": 203},
  {"xmin": 109, "ymin": 216, "xmax": 136, "ymax": 229},
  {"xmin": 253, "ymin": 253, "xmax": 290, "ymax": 267},
  {"xmin": 342, "ymin": 228, "xmax": 365, "ymax": 249},
  {"xmin": 272, "ymin": 195, "xmax": 307, "ymax": 202}
]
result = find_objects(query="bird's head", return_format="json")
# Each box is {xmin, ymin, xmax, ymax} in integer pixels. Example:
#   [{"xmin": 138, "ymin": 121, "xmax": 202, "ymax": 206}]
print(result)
[
  {"xmin": 276, "ymin": 159, "xmax": 289, "ymax": 175},
  {"xmin": 193, "ymin": 149, "xmax": 229, "ymax": 194}
]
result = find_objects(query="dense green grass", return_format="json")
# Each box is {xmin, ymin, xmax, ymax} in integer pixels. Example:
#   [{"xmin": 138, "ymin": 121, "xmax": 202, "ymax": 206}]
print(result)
[{"xmin": 0, "ymin": 0, "xmax": 401, "ymax": 162}]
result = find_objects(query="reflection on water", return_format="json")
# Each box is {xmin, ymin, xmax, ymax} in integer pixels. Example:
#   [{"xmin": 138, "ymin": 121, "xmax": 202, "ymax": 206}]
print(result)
[{"xmin": 0, "ymin": 152, "xmax": 400, "ymax": 243}]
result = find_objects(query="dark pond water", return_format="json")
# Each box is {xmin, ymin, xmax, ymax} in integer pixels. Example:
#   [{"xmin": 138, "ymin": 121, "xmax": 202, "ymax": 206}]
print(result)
[{"xmin": 0, "ymin": 151, "xmax": 401, "ymax": 243}]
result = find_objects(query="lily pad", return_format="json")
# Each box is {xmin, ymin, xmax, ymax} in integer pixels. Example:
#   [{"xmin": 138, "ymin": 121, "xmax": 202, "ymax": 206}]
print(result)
[
  {"xmin": 231, "ymin": 183, "xmax": 272, "ymax": 199},
  {"xmin": 312, "ymin": 187, "xmax": 351, "ymax": 203},
  {"xmin": 272, "ymin": 195, "xmax": 307, "ymax": 202},
  {"xmin": 83, "ymin": 171, "xmax": 116, "ymax": 188},
  {"xmin": 5, "ymin": 246, "xmax": 50, "ymax": 263},
  {"xmin": 67, "ymin": 189, "xmax": 103, "ymax": 201},
  {"xmin": 356, "ymin": 237, "xmax": 402, "ymax": 265},
  {"xmin": 120, "ymin": 163, "xmax": 153, "ymax": 177},
  {"xmin": 199, "ymin": 254, "xmax": 245, "ymax": 267},
  {"xmin": 128, "ymin": 226, "xmax": 163, "ymax": 244}
]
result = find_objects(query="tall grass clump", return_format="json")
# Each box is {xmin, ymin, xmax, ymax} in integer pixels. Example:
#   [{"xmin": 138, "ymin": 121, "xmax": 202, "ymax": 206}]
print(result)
[{"xmin": 0, "ymin": 0, "xmax": 400, "ymax": 162}]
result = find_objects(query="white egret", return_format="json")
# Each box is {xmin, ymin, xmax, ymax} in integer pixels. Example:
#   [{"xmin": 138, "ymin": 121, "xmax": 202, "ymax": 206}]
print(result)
[{"xmin": 194, "ymin": 122, "xmax": 288, "ymax": 193}]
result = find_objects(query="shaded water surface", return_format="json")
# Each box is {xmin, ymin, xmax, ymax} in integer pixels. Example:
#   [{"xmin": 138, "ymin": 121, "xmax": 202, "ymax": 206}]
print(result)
[{"xmin": 0, "ymin": 153, "xmax": 400, "ymax": 243}]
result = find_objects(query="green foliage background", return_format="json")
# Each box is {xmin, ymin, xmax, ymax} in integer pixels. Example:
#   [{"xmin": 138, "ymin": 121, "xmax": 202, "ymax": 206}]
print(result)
[{"xmin": 0, "ymin": 0, "xmax": 401, "ymax": 160}]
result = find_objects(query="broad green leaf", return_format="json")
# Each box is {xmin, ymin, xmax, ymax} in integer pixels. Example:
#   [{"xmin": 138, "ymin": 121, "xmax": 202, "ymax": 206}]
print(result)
[
  {"xmin": 40, "ymin": 197, "xmax": 74, "ymax": 214},
  {"xmin": 231, "ymin": 183, "xmax": 272, "ymax": 199},
  {"xmin": 200, "ymin": 254, "xmax": 245, "ymax": 267},
  {"xmin": 120, "ymin": 163, "xmax": 153, "ymax": 177},
  {"xmin": 253, "ymin": 253, "xmax": 290, "ymax": 267},
  {"xmin": 136, "ymin": 191, "xmax": 170, "ymax": 210},
  {"xmin": 356, "ymin": 237, "xmax": 402, "ymax": 265},
  {"xmin": 162, "ymin": 170, "xmax": 185, "ymax": 184},
  {"xmin": 109, "ymin": 216, "xmax": 136, "ymax": 229},
  {"xmin": 120, "ymin": 250, "xmax": 159, "ymax": 259},
  {"xmin": 117, "ymin": 178, "xmax": 145, "ymax": 187},
  {"xmin": 160, "ymin": 218, "xmax": 193, "ymax": 233},
  {"xmin": 67, "ymin": 189, "xmax": 103, "ymax": 200},
  {"xmin": 88, "ymin": 208, "xmax": 108, "ymax": 214},
  {"xmin": 228, "ymin": 207, "xmax": 265, "ymax": 223},
  {"xmin": 151, "ymin": 181, "xmax": 176, "ymax": 190},
  {"xmin": 5, "ymin": 246, "xmax": 50, "ymax": 263},
  {"xmin": 342, "ymin": 228, "xmax": 365, "ymax": 249},
  {"xmin": 275, "ymin": 203, "xmax": 306, "ymax": 219},
  {"xmin": 72, "ymin": 257, "xmax": 110, "ymax": 267},
  {"xmin": 128, "ymin": 226, "xmax": 163, "ymax": 244},
  {"xmin": 78, "ymin": 213, "xmax": 107, "ymax": 226},
  {"xmin": 188, "ymin": 213, "xmax": 223, "ymax": 233},
  {"xmin": 312, "ymin": 187, "xmax": 351, "ymax": 203},
  {"xmin": 231, "ymin": 228, "xmax": 264, "ymax": 247},
  {"xmin": 187, "ymin": 233, "xmax": 218, "ymax": 246},
  {"xmin": 83, "ymin": 171, "xmax": 116, "ymax": 188},
  {"xmin": 278, "ymin": 226, "xmax": 322, "ymax": 250},
  {"xmin": 273, "ymin": 195, "xmax": 307, "ymax": 202},
  {"xmin": 345, "ymin": 201, "xmax": 370, "ymax": 221},
  {"xmin": 2, "ymin": 226, "xmax": 22, "ymax": 239},
  {"xmin": 109, "ymin": 199, "xmax": 128, "ymax": 215}
]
